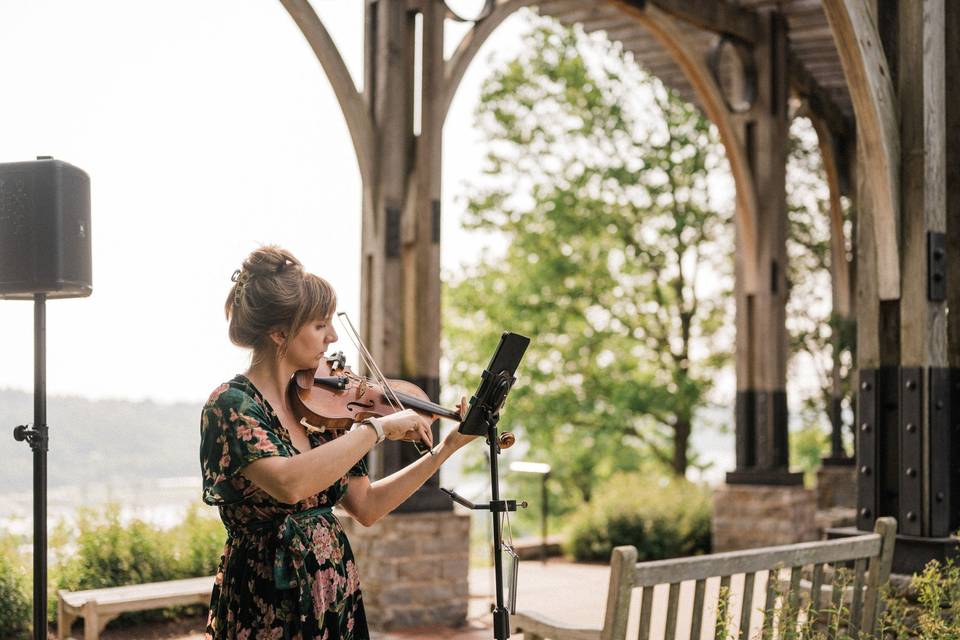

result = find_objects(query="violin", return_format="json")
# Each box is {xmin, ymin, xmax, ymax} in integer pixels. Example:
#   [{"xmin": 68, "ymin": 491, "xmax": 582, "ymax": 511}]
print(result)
[{"xmin": 287, "ymin": 351, "xmax": 463, "ymax": 442}]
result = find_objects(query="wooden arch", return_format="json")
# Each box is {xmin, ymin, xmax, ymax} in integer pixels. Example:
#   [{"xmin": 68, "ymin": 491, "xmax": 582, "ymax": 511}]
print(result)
[
  {"xmin": 279, "ymin": 0, "xmax": 375, "ymax": 189},
  {"xmin": 822, "ymin": 0, "xmax": 900, "ymax": 301},
  {"xmin": 442, "ymin": 0, "xmax": 762, "ymax": 293}
]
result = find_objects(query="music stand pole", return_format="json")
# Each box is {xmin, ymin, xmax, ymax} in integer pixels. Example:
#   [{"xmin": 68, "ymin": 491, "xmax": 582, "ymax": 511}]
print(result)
[{"xmin": 487, "ymin": 420, "xmax": 509, "ymax": 640}]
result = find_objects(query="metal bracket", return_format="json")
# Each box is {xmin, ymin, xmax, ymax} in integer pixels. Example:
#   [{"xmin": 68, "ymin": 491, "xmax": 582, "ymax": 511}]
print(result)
[
  {"xmin": 13, "ymin": 424, "xmax": 48, "ymax": 452},
  {"xmin": 899, "ymin": 368, "xmax": 923, "ymax": 536},
  {"xmin": 856, "ymin": 369, "xmax": 877, "ymax": 530},
  {"xmin": 432, "ymin": 199, "xmax": 441, "ymax": 244},
  {"xmin": 929, "ymin": 368, "xmax": 953, "ymax": 536},
  {"xmin": 928, "ymin": 231, "xmax": 947, "ymax": 301},
  {"xmin": 385, "ymin": 207, "xmax": 400, "ymax": 258}
]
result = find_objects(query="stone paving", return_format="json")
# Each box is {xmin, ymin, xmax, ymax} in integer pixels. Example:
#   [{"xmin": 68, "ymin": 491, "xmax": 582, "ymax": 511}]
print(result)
[{"xmin": 373, "ymin": 559, "xmax": 611, "ymax": 639}]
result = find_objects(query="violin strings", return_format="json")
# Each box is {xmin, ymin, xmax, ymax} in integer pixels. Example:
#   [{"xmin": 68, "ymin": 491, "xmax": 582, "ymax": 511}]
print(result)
[
  {"xmin": 336, "ymin": 312, "xmax": 407, "ymax": 416},
  {"xmin": 336, "ymin": 311, "xmax": 434, "ymax": 456}
]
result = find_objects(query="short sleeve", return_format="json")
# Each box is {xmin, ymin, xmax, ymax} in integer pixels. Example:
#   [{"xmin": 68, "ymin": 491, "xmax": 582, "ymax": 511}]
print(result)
[
  {"xmin": 348, "ymin": 454, "xmax": 368, "ymax": 478},
  {"xmin": 200, "ymin": 383, "xmax": 284, "ymax": 505}
]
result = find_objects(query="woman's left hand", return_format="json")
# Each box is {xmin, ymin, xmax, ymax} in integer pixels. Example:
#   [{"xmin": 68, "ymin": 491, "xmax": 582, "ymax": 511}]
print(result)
[{"xmin": 442, "ymin": 396, "xmax": 479, "ymax": 451}]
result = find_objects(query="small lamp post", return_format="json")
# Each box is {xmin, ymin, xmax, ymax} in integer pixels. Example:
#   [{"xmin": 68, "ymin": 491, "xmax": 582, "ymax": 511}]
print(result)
[{"xmin": 509, "ymin": 461, "xmax": 551, "ymax": 562}]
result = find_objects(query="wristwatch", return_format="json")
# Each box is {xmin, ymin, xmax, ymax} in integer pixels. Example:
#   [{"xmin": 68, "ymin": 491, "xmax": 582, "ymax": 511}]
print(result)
[{"xmin": 353, "ymin": 417, "xmax": 386, "ymax": 444}]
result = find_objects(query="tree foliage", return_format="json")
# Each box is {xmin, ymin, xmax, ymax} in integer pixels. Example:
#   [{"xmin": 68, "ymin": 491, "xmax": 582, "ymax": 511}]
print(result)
[{"xmin": 443, "ymin": 18, "xmax": 734, "ymax": 509}]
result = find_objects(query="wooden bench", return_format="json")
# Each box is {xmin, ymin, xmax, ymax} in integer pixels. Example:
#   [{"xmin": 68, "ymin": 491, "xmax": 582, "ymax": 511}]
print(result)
[
  {"xmin": 512, "ymin": 517, "xmax": 897, "ymax": 640},
  {"xmin": 57, "ymin": 575, "xmax": 215, "ymax": 640}
]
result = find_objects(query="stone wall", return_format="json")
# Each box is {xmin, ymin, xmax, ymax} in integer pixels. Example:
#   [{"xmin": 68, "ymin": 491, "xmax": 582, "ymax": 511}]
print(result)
[
  {"xmin": 816, "ymin": 463, "xmax": 856, "ymax": 509},
  {"xmin": 711, "ymin": 484, "xmax": 818, "ymax": 552},
  {"xmin": 338, "ymin": 510, "xmax": 470, "ymax": 630}
]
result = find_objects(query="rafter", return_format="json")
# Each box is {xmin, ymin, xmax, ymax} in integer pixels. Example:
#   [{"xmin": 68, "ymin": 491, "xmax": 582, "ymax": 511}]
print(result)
[{"xmin": 620, "ymin": 0, "xmax": 759, "ymax": 44}]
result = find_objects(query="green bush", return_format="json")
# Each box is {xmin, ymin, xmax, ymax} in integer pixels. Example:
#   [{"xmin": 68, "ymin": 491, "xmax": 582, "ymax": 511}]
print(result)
[
  {"xmin": 0, "ymin": 535, "xmax": 31, "ymax": 639},
  {"xmin": 50, "ymin": 502, "xmax": 225, "ymax": 627},
  {"xmin": 564, "ymin": 474, "xmax": 711, "ymax": 562}
]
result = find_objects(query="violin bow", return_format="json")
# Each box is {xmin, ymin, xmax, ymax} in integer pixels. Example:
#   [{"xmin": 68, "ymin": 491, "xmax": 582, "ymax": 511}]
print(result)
[{"xmin": 336, "ymin": 311, "xmax": 435, "ymax": 456}]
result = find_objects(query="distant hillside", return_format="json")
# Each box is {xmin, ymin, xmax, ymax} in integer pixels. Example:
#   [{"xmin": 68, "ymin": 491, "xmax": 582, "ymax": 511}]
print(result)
[{"xmin": 1, "ymin": 388, "xmax": 203, "ymax": 491}]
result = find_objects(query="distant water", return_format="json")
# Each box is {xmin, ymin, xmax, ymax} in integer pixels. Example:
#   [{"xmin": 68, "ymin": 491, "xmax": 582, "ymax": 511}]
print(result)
[
  {"xmin": 0, "ymin": 426, "xmax": 735, "ymax": 538},
  {"xmin": 0, "ymin": 476, "xmax": 209, "ymax": 537}
]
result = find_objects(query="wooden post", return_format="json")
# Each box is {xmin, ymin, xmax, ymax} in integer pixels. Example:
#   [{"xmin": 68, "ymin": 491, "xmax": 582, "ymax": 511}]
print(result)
[
  {"xmin": 728, "ymin": 9, "xmax": 800, "ymax": 485},
  {"xmin": 896, "ymin": 0, "xmax": 947, "ymax": 538},
  {"xmin": 360, "ymin": 0, "xmax": 449, "ymax": 511}
]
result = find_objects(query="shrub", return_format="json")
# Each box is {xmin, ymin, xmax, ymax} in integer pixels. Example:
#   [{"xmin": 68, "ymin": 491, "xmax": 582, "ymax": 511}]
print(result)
[
  {"xmin": 0, "ymin": 535, "xmax": 30, "ymax": 639},
  {"xmin": 564, "ymin": 474, "xmax": 711, "ymax": 562},
  {"xmin": 50, "ymin": 502, "xmax": 225, "ymax": 627}
]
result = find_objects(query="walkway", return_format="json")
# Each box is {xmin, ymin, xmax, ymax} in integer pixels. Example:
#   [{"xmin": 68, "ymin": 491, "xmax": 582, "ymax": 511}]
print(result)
[{"xmin": 373, "ymin": 559, "xmax": 611, "ymax": 639}]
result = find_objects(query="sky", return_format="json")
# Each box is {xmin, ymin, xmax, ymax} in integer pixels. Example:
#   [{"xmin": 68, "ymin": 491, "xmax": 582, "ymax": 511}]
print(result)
[{"xmin": 0, "ymin": 1, "xmax": 530, "ymax": 404}]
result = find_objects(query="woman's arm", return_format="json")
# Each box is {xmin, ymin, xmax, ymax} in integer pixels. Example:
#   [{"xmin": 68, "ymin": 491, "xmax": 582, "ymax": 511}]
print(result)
[
  {"xmin": 242, "ymin": 427, "xmax": 378, "ymax": 504},
  {"xmin": 242, "ymin": 409, "xmax": 433, "ymax": 504},
  {"xmin": 340, "ymin": 429, "xmax": 477, "ymax": 526}
]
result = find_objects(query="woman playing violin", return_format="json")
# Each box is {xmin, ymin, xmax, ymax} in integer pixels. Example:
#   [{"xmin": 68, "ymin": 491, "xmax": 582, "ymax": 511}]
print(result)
[{"xmin": 200, "ymin": 245, "xmax": 476, "ymax": 640}]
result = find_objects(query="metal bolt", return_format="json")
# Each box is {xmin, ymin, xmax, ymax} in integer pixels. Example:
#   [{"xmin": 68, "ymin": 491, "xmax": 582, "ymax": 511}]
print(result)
[
  {"xmin": 906, "ymin": 380, "xmax": 917, "ymax": 391},
  {"xmin": 907, "ymin": 511, "xmax": 917, "ymax": 521},
  {"xmin": 860, "ymin": 422, "xmax": 871, "ymax": 432},
  {"xmin": 906, "ymin": 423, "xmax": 917, "ymax": 433},
  {"xmin": 934, "ymin": 248, "xmax": 945, "ymax": 260},
  {"xmin": 936, "ymin": 401, "xmax": 944, "ymax": 411},
  {"xmin": 936, "ymin": 492, "xmax": 945, "ymax": 502},
  {"xmin": 862, "ymin": 381, "xmax": 872, "ymax": 391},
  {"xmin": 906, "ymin": 467, "xmax": 917, "ymax": 478},
  {"xmin": 860, "ymin": 507, "xmax": 872, "ymax": 518},
  {"xmin": 860, "ymin": 465, "xmax": 871, "ymax": 475}
]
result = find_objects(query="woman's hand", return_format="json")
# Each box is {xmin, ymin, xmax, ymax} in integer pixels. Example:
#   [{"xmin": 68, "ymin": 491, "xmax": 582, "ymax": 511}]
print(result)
[
  {"xmin": 379, "ymin": 409, "xmax": 434, "ymax": 448},
  {"xmin": 442, "ymin": 395, "xmax": 480, "ymax": 451}
]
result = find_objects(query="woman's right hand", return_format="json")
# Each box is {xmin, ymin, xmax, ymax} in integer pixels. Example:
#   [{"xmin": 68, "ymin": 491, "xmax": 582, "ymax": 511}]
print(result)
[{"xmin": 379, "ymin": 409, "xmax": 434, "ymax": 448}]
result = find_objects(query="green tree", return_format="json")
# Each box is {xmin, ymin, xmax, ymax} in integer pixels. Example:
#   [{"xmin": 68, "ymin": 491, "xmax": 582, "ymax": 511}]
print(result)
[{"xmin": 443, "ymin": 18, "xmax": 734, "ymax": 507}]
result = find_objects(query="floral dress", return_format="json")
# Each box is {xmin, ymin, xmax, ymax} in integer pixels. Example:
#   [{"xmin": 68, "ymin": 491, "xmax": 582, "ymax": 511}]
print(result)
[{"xmin": 200, "ymin": 374, "xmax": 369, "ymax": 640}]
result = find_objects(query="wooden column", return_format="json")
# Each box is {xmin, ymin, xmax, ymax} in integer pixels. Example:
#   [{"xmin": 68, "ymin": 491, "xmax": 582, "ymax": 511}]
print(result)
[
  {"xmin": 728, "ymin": 10, "xmax": 800, "ymax": 485},
  {"xmin": 361, "ymin": 0, "xmax": 448, "ymax": 511}
]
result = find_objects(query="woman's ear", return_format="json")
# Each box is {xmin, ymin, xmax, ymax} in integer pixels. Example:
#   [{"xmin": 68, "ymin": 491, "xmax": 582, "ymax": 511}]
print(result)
[{"xmin": 269, "ymin": 328, "xmax": 287, "ymax": 347}]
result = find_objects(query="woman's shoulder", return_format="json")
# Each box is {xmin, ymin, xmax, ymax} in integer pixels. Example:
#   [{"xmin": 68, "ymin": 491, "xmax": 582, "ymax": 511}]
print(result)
[{"xmin": 203, "ymin": 375, "xmax": 260, "ymax": 412}]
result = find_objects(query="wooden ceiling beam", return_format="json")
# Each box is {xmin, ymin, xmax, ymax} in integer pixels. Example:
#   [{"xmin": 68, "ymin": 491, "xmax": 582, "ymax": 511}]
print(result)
[
  {"xmin": 617, "ymin": 0, "xmax": 759, "ymax": 44},
  {"xmin": 789, "ymin": 53, "xmax": 853, "ymax": 146}
]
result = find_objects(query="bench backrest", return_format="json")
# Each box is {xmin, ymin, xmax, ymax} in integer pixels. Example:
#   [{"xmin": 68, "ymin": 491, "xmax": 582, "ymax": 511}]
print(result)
[{"xmin": 599, "ymin": 517, "xmax": 897, "ymax": 640}]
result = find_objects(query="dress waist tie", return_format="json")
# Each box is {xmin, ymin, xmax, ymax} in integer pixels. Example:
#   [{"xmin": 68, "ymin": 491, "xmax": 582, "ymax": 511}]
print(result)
[{"xmin": 232, "ymin": 506, "xmax": 336, "ymax": 636}]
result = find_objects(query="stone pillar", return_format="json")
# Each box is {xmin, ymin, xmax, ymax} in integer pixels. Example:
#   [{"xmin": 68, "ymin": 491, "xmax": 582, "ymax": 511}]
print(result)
[
  {"xmin": 712, "ymin": 484, "xmax": 817, "ymax": 552},
  {"xmin": 339, "ymin": 510, "xmax": 470, "ymax": 629}
]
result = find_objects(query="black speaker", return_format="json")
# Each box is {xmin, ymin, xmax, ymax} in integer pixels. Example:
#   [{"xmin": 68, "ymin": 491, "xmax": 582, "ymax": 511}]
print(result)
[{"xmin": 0, "ymin": 157, "xmax": 91, "ymax": 299}]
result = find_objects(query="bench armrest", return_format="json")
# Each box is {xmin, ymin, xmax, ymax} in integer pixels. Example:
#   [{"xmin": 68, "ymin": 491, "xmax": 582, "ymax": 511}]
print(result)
[{"xmin": 511, "ymin": 610, "xmax": 602, "ymax": 640}]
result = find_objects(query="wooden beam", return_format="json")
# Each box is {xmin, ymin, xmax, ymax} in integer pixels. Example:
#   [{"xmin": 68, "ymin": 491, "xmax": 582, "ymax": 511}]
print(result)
[
  {"xmin": 442, "ymin": 0, "xmax": 540, "ymax": 125},
  {"xmin": 612, "ymin": 0, "xmax": 761, "ymax": 293},
  {"xmin": 898, "ymin": 0, "xmax": 947, "ymax": 369},
  {"xmin": 807, "ymin": 110, "xmax": 852, "ymax": 317},
  {"xmin": 947, "ymin": 0, "xmax": 960, "ymax": 367},
  {"xmin": 788, "ymin": 53, "xmax": 853, "ymax": 150},
  {"xmin": 822, "ymin": 0, "xmax": 901, "ymax": 300},
  {"xmin": 279, "ymin": 0, "xmax": 375, "ymax": 186},
  {"xmin": 619, "ymin": 0, "xmax": 759, "ymax": 44}
]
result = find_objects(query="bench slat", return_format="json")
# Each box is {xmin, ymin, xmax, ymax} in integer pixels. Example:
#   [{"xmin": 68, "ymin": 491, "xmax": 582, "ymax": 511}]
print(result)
[
  {"xmin": 631, "ymin": 535, "xmax": 881, "ymax": 586},
  {"xmin": 849, "ymin": 557, "xmax": 867, "ymax": 636},
  {"xmin": 61, "ymin": 576, "xmax": 215, "ymax": 609},
  {"xmin": 637, "ymin": 586, "xmax": 653, "ymax": 640},
  {"xmin": 664, "ymin": 582, "xmax": 680, "ymax": 639},
  {"xmin": 739, "ymin": 571, "xmax": 755, "ymax": 638},
  {"xmin": 689, "ymin": 579, "xmax": 705, "ymax": 640}
]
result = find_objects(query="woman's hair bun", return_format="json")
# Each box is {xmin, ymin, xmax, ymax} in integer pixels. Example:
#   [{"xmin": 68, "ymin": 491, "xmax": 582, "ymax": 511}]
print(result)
[{"xmin": 241, "ymin": 245, "xmax": 302, "ymax": 277}]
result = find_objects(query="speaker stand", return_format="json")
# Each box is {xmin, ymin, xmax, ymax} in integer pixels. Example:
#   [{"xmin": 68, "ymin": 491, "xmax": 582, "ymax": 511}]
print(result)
[{"xmin": 12, "ymin": 293, "xmax": 49, "ymax": 640}]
